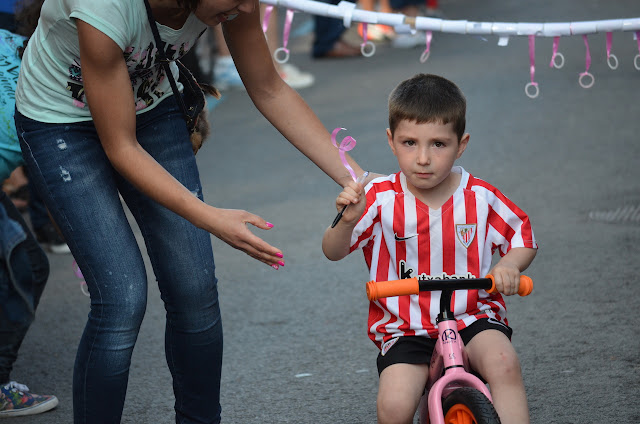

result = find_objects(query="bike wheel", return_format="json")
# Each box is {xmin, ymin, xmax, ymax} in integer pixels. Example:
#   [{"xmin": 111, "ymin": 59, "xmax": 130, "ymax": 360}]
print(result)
[{"xmin": 442, "ymin": 387, "xmax": 501, "ymax": 424}]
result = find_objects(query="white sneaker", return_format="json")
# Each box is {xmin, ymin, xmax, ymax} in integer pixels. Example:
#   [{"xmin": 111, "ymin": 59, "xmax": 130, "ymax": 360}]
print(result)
[
  {"xmin": 392, "ymin": 31, "xmax": 425, "ymax": 49},
  {"xmin": 279, "ymin": 64, "xmax": 315, "ymax": 89}
]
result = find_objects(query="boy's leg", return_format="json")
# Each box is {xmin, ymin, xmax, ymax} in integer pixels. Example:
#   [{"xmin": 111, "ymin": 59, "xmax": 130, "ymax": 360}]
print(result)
[
  {"xmin": 377, "ymin": 363, "xmax": 428, "ymax": 424},
  {"xmin": 465, "ymin": 329, "xmax": 530, "ymax": 424}
]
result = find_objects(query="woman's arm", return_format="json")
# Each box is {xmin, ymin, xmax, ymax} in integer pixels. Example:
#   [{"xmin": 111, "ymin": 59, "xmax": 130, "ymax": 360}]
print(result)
[
  {"xmin": 222, "ymin": 4, "xmax": 366, "ymax": 188},
  {"xmin": 76, "ymin": 20, "xmax": 284, "ymax": 267}
]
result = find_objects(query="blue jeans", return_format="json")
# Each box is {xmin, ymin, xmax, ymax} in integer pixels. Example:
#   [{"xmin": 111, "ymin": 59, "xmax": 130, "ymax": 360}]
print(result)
[
  {"xmin": 0, "ymin": 190, "xmax": 49, "ymax": 384},
  {"xmin": 15, "ymin": 98, "xmax": 223, "ymax": 424}
]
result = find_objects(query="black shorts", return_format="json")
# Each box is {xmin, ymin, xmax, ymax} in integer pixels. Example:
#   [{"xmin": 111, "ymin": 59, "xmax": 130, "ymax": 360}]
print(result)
[{"xmin": 376, "ymin": 318, "xmax": 513, "ymax": 375}]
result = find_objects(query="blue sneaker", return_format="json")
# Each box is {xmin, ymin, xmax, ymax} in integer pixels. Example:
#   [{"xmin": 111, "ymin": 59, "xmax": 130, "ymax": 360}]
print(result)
[
  {"xmin": 0, "ymin": 381, "xmax": 58, "ymax": 417},
  {"xmin": 213, "ymin": 56, "xmax": 245, "ymax": 91}
]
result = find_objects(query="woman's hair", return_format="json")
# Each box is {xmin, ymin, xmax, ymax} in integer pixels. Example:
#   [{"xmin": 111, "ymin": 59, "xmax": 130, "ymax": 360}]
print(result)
[
  {"xmin": 388, "ymin": 73, "xmax": 467, "ymax": 141},
  {"xmin": 176, "ymin": 0, "xmax": 201, "ymax": 12},
  {"xmin": 14, "ymin": 0, "xmax": 45, "ymax": 58}
]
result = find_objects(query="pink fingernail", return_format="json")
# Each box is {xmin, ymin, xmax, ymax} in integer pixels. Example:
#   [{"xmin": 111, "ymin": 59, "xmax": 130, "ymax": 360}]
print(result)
[
  {"xmin": 271, "ymin": 264, "xmax": 279, "ymax": 270},
  {"xmin": 266, "ymin": 222, "xmax": 274, "ymax": 228},
  {"xmin": 278, "ymin": 261, "xmax": 285, "ymax": 267},
  {"xmin": 276, "ymin": 252, "xmax": 283, "ymax": 258}
]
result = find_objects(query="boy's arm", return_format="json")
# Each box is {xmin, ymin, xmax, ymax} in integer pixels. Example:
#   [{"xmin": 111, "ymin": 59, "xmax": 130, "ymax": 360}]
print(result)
[
  {"xmin": 489, "ymin": 247, "xmax": 537, "ymax": 296},
  {"xmin": 322, "ymin": 181, "xmax": 366, "ymax": 261}
]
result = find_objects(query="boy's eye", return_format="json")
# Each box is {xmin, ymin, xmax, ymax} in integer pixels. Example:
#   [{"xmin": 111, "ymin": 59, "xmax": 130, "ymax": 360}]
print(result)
[
  {"xmin": 404, "ymin": 140, "xmax": 416, "ymax": 146},
  {"xmin": 434, "ymin": 141, "xmax": 445, "ymax": 148}
]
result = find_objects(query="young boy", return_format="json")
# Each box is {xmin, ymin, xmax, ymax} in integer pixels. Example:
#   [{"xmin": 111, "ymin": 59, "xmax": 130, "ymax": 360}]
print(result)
[{"xmin": 322, "ymin": 73, "xmax": 537, "ymax": 424}]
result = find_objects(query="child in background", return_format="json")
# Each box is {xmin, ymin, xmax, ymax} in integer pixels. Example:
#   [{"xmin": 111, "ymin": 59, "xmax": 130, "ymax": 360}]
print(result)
[
  {"xmin": 0, "ymin": 1, "xmax": 58, "ymax": 416},
  {"xmin": 322, "ymin": 73, "xmax": 537, "ymax": 424}
]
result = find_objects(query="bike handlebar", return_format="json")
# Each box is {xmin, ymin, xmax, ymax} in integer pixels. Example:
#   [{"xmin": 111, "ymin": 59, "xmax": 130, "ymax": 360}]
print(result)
[{"xmin": 366, "ymin": 274, "xmax": 533, "ymax": 301}]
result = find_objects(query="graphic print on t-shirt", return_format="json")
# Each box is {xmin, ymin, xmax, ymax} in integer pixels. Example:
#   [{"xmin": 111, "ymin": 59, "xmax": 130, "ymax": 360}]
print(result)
[{"xmin": 65, "ymin": 37, "xmax": 196, "ymax": 111}]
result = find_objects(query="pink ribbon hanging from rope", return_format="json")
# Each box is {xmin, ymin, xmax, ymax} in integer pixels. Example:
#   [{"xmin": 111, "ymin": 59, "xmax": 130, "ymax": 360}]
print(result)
[
  {"xmin": 635, "ymin": 31, "xmax": 640, "ymax": 71},
  {"xmin": 273, "ymin": 9, "xmax": 295, "ymax": 63},
  {"xmin": 549, "ymin": 36, "xmax": 563, "ymax": 68},
  {"xmin": 579, "ymin": 35, "xmax": 594, "ymax": 88},
  {"xmin": 420, "ymin": 31, "xmax": 433, "ymax": 63},
  {"xmin": 72, "ymin": 260, "xmax": 90, "ymax": 297},
  {"xmin": 261, "ymin": 5, "xmax": 273, "ymax": 34},
  {"xmin": 525, "ymin": 35, "xmax": 539, "ymax": 98},
  {"xmin": 331, "ymin": 128, "xmax": 358, "ymax": 182},
  {"xmin": 605, "ymin": 32, "xmax": 618, "ymax": 69}
]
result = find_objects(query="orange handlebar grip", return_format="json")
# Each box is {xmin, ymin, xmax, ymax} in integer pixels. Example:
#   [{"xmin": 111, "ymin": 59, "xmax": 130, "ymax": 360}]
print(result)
[
  {"xmin": 366, "ymin": 277, "xmax": 420, "ymax": 301},
  {"xmin": 485, "ymin": 274, "xmax": 533, "ymax": 296},
  {"xmin": 518, "ymin": 275, "xmax": 533, "ymax": 296}
]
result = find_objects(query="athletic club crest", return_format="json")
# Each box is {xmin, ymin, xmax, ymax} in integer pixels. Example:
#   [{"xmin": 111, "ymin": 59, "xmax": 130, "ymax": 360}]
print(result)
[{"xmin": 456, "ymin": 224, "xmax": 477, "ymax": 248}]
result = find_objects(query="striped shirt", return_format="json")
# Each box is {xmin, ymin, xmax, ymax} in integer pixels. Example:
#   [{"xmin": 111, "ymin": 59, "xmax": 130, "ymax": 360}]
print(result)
[{"xmin": 350, "ymin": 166, "xmax": 537, "ymax": 348}]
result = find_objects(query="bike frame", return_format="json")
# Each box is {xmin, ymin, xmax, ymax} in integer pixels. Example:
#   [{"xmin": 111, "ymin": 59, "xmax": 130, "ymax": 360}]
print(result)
[{"xmin": 419, "ymin": 288, "xmax": 493, "ymax": 424}]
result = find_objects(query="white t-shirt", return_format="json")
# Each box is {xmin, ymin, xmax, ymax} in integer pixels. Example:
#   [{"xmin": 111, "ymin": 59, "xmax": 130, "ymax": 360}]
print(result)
[
  {"xmin": 350, "ymin": 167, "xmax": 537, "ymax": 349},
  {"xmin": 15, "ymin": 0, "xmax": 207, "ymax": 123}
]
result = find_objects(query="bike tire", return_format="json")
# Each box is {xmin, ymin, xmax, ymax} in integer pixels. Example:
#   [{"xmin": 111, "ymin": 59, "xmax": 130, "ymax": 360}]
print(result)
[{"xmin": 442, "ymin": 387, "xmax": 501, "ymax": 424}]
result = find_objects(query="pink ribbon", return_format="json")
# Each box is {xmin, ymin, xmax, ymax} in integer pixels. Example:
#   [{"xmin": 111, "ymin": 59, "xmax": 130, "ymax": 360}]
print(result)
[
  {"xmin": 549, "ymin": 36, "xmax": 560, "ymax": 67},
  {"xmin": 635, "ymin": 31, "xmax": 640, "ymax": 71},
  {"xmin": 72, "ymin": 260, "xmax": 90, "ymax": 297},
  {"xmin": 525, "ymin": 35, "xmax": 539, "ymax": 98},
  {"xmin": 273, "ymin": 9, "xmax": 295, "ymax": 63},
  {"xmin": 359, "ymin": 23, "xmax": 376, "ymax": 57},
  {"xmin": 420, "ymin": 31, "xmax": 433, "ymax": 63},
  {"xmin": 528, "ymin": 35, "xmax": 537, "ymax": 86},
  {"xmin": 331, "ymin": 128, "xmax": 358, "ymax": 182},
  {"xmin": 261, "ymin": 5, "xmax": 274, "ymax": 34},
  {"xmin": 282, "ymin": 9, "xmax": 294, "ymax": 52},
  {"xmin": 579, "ymin": 35, "xmax": 594, "ymax": 88},
  {"xmin": 582, "ymin": 35, "xmax": 591, "ymax": 74},
  {"xmin": 606, "ymin": 32, "xmax": 613, "ymax": 58}
]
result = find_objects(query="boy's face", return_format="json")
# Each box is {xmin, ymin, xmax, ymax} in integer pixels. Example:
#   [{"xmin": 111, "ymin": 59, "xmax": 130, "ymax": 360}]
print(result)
[{"xmin": 387, "ymin": 120, "xmax": 469, "ymax": 199}]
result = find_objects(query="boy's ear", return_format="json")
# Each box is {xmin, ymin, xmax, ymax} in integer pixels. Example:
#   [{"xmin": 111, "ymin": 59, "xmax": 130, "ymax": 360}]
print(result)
[
  {"xmin": 386, "ymin": 128, "xmax": 396, "ymax": 155},
  {"xmin": 456, "ymin": 133, "xmax": 470, "ymax": 159}
]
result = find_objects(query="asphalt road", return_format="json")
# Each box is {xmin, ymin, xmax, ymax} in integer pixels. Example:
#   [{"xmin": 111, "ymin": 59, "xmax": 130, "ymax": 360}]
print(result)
[{"xmin": 13, "ymin": 0, "xmax": 640, "ymax": 422}]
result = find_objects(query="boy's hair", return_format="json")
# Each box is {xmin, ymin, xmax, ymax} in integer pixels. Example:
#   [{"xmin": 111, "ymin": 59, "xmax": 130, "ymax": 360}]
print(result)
[{"xmin": 388, "ymin": 73, "xmax": 466, "ymax": 141}]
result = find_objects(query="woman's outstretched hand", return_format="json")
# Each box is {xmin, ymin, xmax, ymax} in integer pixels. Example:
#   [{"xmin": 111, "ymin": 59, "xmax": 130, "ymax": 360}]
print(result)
[{"xmin": 202, "ymin": 207, "xmax": 284, "ymax": 269}]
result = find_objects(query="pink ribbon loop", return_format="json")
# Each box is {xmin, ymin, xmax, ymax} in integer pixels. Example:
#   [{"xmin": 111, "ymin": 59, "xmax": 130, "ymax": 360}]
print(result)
[
  {"xmin": 606, "ymin": 32, "xmax": 618, "ymax": 69},
  {"xmin": 261, "ymin": 5, "xmax": 274, "ymax": 35},
  {"xmin": 420, "ymin": 31, "xmax": 433, "ymax": 63},
  {"xmin": 72, "ymin": 260, "xmax": 90, "ymax": 297},
  {"xmin": 634, "ymin": 31, "xmax": 640, "ymax": 71},
  {"xmin": 331, "ymin": 127, "xmax": 358, "ymax": 182},
  {"xmin": 360, "ymin": 23, "xmax": 376, "ymax": 57},
  {"xmin": 579, "ymin": 35, "xmax": 594, "ymax": 88},
  {"xmin": 525, "ymin": 35, "xmax": 539, "ymax": 98},
  {"xmin": 274, "ymin": 9, "xmax": 294, "ymax": 63},
  {"xmin": 549, "ymin": 36, "xmax": 564, "ymax": 69}
]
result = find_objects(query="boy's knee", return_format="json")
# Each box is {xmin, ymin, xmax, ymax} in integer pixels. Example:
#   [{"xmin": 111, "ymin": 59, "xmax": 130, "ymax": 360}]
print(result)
[
  {"xmin": 484, "ymin": 350, "xmax": 523, "ymax": 384},
  {"xmin": 377, "ymin": 393, "xmax": 416, "ymax": 424}
]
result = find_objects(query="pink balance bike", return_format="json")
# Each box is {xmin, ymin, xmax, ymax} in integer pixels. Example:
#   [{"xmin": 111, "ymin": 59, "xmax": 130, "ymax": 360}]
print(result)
[{"xmin": 366, "ymin": 274, "xmax": 533, "ymax": 424}]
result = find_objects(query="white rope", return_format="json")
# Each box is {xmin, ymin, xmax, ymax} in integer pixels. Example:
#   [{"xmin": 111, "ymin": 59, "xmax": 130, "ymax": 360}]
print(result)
[{"xmin": 260, "ymin": 0, "xmax": 640, "ymax": 39}]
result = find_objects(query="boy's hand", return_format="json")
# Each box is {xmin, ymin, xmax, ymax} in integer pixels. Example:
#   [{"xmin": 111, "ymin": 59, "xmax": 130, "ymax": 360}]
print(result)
[
  {"xmin": 488, "ymin": 263, "xmax": 522, "ymax": 296},
  {"xmin": 335, "ymin": 180, "xmax": 366, "ymax": 224},
  {"xmin": 488, "ymin": 247, "xmax": 537, "ymax": 296}
]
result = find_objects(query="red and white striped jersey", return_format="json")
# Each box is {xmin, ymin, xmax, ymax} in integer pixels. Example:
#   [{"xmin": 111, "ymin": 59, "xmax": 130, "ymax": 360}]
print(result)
[{"xmin": 349, "ymin": 167, "xmax": 537, "ymax": 349}]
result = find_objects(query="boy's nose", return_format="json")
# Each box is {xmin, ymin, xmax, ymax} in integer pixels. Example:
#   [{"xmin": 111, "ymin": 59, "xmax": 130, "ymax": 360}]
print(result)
[{"xmin": 417, "ymin": 149, "xmax": 430, "ymax": 165}]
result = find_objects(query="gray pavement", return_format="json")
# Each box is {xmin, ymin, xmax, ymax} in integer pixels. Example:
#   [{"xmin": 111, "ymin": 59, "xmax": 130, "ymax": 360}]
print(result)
[{"xmin": 13, "ymin": 0, "xmax": 640, "ymax": 422}]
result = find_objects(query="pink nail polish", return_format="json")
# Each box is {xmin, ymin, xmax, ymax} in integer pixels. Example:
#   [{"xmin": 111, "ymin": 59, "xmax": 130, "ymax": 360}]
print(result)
[
  {"xmin": 266, "ymin": 222, "xmax": 274, "ymax": 228},
  {"xmin": 271, "ymin": 264, "xmax": 279, "ymax": 270},
  {"xmin": 276, "ymin": 252, "xmax": 283, "ymax": 258},
  {"xmin": 278, "ymin": 261, "xmax": 285, "ymax": 267}
]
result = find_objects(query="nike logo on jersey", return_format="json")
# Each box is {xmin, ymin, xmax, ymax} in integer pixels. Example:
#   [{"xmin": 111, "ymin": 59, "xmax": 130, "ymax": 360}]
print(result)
[{"xmin": 394, "ymin": 233, "xmax": 418, "ymax": 241}]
